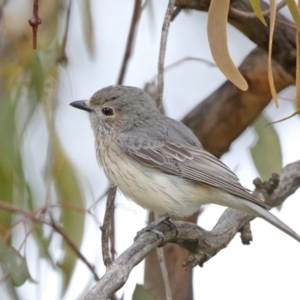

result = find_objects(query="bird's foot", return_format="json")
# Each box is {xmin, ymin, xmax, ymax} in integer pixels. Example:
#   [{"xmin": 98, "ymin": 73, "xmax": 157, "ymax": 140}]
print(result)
[{"xmin": 134, "ymin": 215, "xmax": 178, "ymax": 245}]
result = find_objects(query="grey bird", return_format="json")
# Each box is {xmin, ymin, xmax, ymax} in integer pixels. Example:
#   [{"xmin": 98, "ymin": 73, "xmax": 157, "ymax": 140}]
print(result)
[{"xmin": 70, "ymin": 85, "xmax": 300, "ymax": 243}]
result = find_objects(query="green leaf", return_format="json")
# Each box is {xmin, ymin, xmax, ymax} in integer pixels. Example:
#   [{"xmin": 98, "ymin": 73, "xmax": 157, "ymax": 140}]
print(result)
[
  {"xmin": 132, "ymin": 284, "xmax": 155, "ymax": 300},
  {"xmin": 0, "ymin": 238, "xmax": 32, "ymax": 286},
  {"xmin": 29, "ymin": 52, "xmax": 45, "ymax": 101},
  {"xmin": 266, "ymin": 107, "xmax": 300, "ymax": 125},
  {"xmin": 0, "ymin": 96, "xmax": 16, "ymax": 231},
  {"xmin": 250, "ymin": 0, "xmax": 267, "ymax": 26},
  {"xmin": 285, "ymin": 0, "xmax": 300, "ymax": 33},
  {"xmin": 250, "ymin": 114, "xmax": 282, "ymax": 181},
  {"xmin": 51, "ymin": 134, "xmax": 85, "ymax": 295}
]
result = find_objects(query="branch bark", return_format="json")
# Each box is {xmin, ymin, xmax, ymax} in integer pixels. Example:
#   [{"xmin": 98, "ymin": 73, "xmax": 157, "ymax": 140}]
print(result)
[
  {"xmin": 175, "ymin": 0, "xmax": 296, "ymax": 79},
  {"xmin": 85, "ymin": 160, "xmax": 300, "ymax": 300}
]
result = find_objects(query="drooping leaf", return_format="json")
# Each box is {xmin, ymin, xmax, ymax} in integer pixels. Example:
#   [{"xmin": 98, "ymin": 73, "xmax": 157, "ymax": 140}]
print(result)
[
  {"xmin": 250, "ymin": 0, "xmax": 267, "ymax": 26},
  {"xmin": 0, "ymin": 238, "xmax": 32, "ymax": 287},
  {"xmin": 267, "ymin": 0, "xmax": 279, "ymax": 107},
  {"xmin": 266, "ymin": 107, "xmax": 300, "ymax": 125},
  {"xmin": 132, "ymin": 284, "xmax": 155, "ymax": 300},
  {"xmin": 250, "ymin": 114, "xmax": 282, "ymax": 181},
  {"xmin": 207, "ymin": 0, "xmax": 248, "ymax": 91},
  {"xmin": 285, "ymin": 0, "xmax": 300, "ymax": 32}
]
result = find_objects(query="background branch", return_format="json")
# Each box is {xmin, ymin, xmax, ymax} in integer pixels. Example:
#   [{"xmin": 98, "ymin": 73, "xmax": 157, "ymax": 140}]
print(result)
[{"xmin": 117, "ymin": 0, "xmax": 142, "ymax": 85}]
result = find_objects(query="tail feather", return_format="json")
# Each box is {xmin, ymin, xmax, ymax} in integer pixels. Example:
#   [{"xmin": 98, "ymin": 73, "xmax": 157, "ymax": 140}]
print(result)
[{"xmin": 217, "ymin": 195, "xmax": 300, "ymax": 243}]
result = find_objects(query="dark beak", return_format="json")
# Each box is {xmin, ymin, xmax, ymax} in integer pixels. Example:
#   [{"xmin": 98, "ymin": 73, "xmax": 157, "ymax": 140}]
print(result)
[{"xmin": 70, "ymin": 100, "xmax": 94, "ymax": 113}]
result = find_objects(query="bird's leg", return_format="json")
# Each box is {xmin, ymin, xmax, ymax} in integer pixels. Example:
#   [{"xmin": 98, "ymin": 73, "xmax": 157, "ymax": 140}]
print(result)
[{"xmin": 134, "ymin": 214, "xmax": 178, "ymax": 243}]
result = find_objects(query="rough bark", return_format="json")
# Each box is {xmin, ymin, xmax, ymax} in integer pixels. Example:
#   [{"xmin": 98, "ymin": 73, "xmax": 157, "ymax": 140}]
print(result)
[{"xmin": 85, "ymin": 160, "xmax": 300, "ymax": 300}]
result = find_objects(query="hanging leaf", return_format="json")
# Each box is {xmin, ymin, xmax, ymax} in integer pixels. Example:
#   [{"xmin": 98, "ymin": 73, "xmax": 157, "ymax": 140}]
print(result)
[
  {"xmin": 285, "ymin": 0, "xmax": 300, "ymax": 32},
  {"xmin": 250, "ymin": 114, "xmax": 282, "ymax": 181},
  {"xmin": 0, "ymin": 238, "xmax": 32, "ymax": 287},
  {"xmin": 207, "ymin": 0, "xmax": 248, "ymax": 91},
  {"xmin": 250, "ymin": 0, "xmax": 267, "ymax": 26},
  {"xmin": 132, "ymin": 284, "xmax": 155, "ymax": 300},
  {"xmin": 267, "ymin": 0, "xmax": 279, "ymax": 107}
]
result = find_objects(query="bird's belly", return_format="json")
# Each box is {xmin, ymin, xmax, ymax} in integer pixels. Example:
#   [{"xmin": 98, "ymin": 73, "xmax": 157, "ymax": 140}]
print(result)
[{"xmin": 102, "ymin": 151, "xmax": 211, "ymax": 217}]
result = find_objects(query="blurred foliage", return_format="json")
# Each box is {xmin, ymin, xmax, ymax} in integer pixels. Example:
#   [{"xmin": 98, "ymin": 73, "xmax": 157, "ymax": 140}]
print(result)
[
  {"xmin": 0, "ymin": 0, "xmax": 89, "ymax": 298},
  {"xmin": 0, "ymin": 238, "xmax": 31, "ymax": 287},
  {"xmin": 250, "ymin": 114, "xmax": 282, "ymax": 181},
  {"xmin": 250, "ymin": 0, "xmax": 267, "ymax": 26},
  {"xmin": 132, "ymin": 284, "xmax": 155, "ymax": 300}
]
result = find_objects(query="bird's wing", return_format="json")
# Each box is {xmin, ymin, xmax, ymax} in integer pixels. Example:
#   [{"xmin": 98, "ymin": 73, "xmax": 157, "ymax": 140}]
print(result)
[{"xmin": 119, "ymin": 138, "xmax": 269, "ymax": 209}]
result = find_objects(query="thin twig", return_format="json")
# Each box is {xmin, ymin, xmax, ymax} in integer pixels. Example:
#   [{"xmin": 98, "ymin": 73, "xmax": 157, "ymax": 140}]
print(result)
[
  {"xmin": 275, "ymin": 18, "xmax": 296, "ymax": 29},
  {"xmin": 28, "ymin": 0, "xmax": 42, "ymax": 49},
  {"xmin": 100, "ymin": 186, "xmax": 117, "ymax": 267},
  {"xmin": 229, "ymin": 0, "xmax": 286, "ymax": 19},
  {"xmin": 88, "ymin": 185, "xmax": 110, "ymax": 212},
  {"xmin": 153, "ymin": 213, "xmax": 172, "ymax": 300},
  {"xmin": 117, "ymin": 0, "xmax": 142, "ymax": 84},
  {"xmin": 150, "ymin": 56, "xmax": 215, "ymax": 82},
  {"xmin": 110, "ymin": 198, "xmax": 116, "ymax": 261},
  {"xmin": 85, "ymin": 160, "xmax": 300, "ymax": 299},
  {"xmin": 157, "ymin": 0, "xmax": 175, "ymax": 108},
  {"xmin": 0, "ymin": 200, "xmax": 100, "ymax": 281},
  {"xmin": 156, "ymin": 247, "xmax": 172, "ymax": 300},
  {"xmin": 56, "ymin": 0, "xmax": 72, "ymax": 64}
]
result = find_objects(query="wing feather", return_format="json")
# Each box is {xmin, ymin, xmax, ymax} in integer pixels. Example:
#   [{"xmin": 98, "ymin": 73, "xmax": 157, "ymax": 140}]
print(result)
[{"xmin": 120, "ymin": 138, "xmax": 269, "ymax": 209}]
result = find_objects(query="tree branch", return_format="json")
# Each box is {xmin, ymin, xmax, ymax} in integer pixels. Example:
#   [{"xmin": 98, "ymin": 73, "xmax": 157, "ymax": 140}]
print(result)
[
  {"xmin": 85, "ymin": 160, "xmax": 300, "ymax": 299},
  {"xmin": 100, "ymin": 186, "xmax": 117, "ymax": 267},
  {"xmin": 157, "ymin": 0, "xmax": 175, "ymax": 108},
  {"xmin": 117, "ymin": 0, "xmax": 142, "ymax": 85},
  {"xmin": 175, "ymin": 0, "xmax": 296, "ymax": 79}
]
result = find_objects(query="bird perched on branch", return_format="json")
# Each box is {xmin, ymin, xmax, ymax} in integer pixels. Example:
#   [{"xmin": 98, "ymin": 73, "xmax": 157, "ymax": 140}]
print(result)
[{"xmin": 70, "ymin": 85, "xmax": 300, "ymax": 243}]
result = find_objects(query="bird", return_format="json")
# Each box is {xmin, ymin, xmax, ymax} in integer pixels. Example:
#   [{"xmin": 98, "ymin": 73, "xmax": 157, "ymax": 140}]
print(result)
[{"xmin": 70, "ymin": 85, "xmax": 300, "ymax": 243}]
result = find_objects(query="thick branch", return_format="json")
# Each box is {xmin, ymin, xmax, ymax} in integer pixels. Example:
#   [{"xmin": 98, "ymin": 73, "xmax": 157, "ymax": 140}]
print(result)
[
  {"xmin": 175, "ymin": 0, "xmax": 296, "ymax": 78},
  {"xmin": 182, "ymin": 47, "xmax": 294, "ymax": 157},
  {"xmin": 85, "ymin": 161, "xmax": 300, "ymax": 299}
]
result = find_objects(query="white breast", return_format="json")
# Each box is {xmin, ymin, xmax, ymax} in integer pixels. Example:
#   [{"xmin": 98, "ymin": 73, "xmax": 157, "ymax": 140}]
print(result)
[{"xmin": 97, "ymin": 142, "xmax": 213, "ymax": 217}]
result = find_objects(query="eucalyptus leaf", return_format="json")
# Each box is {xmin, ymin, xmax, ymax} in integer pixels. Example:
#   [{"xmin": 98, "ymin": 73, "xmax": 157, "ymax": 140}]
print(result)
[
  {"xmin": 250, "ymin": 114, "xmax": 282, "ymax": 181},
  {"xmin": 132, "ymin": 284, "xmax": 155, "ymax": 300},
  {"xmin": 249, "ymin": 0, "xmax": 267, "ymax": 26},
  {"xmin": 0, "ymin": 239, "xmax": 32, "ymax": 287}
]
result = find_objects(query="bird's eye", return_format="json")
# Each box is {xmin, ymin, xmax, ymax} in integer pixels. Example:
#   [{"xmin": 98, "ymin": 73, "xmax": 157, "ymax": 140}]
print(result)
[{"xmin": 102, "ymin": 107, "xmax": 114, "ymax": 116}]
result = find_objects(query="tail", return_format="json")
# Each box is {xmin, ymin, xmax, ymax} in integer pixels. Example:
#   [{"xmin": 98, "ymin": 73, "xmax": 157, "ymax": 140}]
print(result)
[{"xmin": 216, "ymin": 194, "xmax": 300, "ymax": 243}]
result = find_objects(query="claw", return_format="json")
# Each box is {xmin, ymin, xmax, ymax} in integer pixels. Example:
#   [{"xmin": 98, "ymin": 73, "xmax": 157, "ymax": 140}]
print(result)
[{"xmin": 134, "ymin": 214, "xmax": 178, "ymax": 244}]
